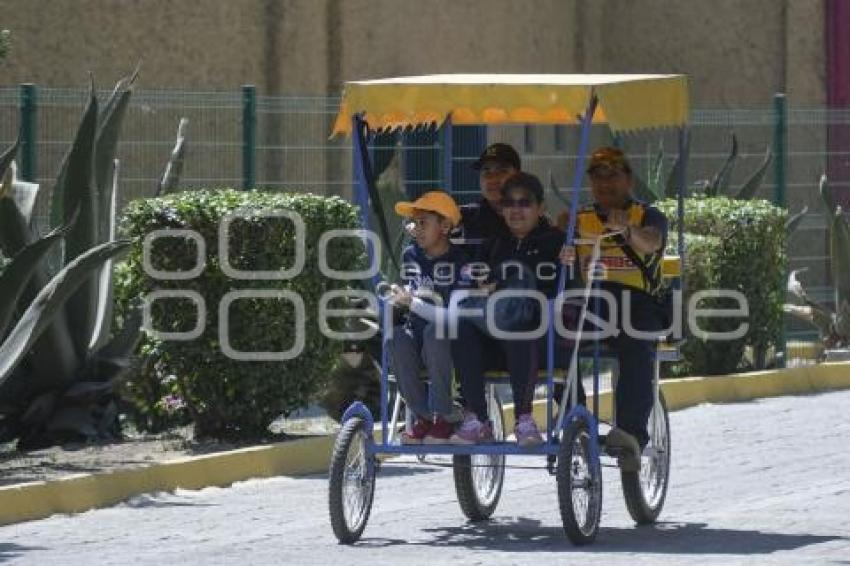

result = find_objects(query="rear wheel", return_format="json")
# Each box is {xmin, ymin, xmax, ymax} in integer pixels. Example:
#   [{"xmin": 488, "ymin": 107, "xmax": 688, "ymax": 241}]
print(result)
[
  {"xmin": 329, "ymin": 417, "xmax": 376, "ymax": 543},
  {"xmin": 557, "ymin": 419, "xmax": 603, "ymax": 545},
  {"xmin": 453, "ymin": 389, "xmax": 505, "ymax": 521},
  {"xmin": 621, "ymin": 390, "xmax": 670, "ymax": 524}
]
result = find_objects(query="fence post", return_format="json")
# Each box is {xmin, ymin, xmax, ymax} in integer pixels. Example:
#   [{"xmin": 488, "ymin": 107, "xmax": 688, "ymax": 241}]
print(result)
[
  {"xmin": 773, "ymin": 93, "xmax": 787, "ymax": 207},
  {"xmin": 19, "ymin": 83, "xmax": 37, "ymax": 182},
  {"xmin": 242, "ymin": 85, "xmax": 257, "ymax": 190},
  {"xmin": 773, "ymin": 92, "xmax": 788, "ymax": 367}
]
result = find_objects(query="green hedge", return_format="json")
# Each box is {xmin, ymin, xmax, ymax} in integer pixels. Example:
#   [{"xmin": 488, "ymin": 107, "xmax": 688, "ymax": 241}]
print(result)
[
  {"xmin": 115, "ymin": 189, "xmax": 364, "ymax": 438},
  {"xmin": 658, "ymin": 196, "xmax": 787, "ymax": 374}
]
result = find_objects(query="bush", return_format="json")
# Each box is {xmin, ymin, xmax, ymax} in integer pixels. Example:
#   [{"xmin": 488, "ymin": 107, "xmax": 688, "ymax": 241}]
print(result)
[
  {"xmin": 115, "ymin": 189, "xmax": 365, "ymax": 438},
  {"xmin": 658, "ymin": 196, "xmax": 787, "ymax": 374}
]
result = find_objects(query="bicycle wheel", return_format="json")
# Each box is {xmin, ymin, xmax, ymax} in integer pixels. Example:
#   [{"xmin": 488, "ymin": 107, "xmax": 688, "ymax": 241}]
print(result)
[
  {"xmin": 621, "ymin": 389, "xmax": 671, "ymax": 524},
  {"xmin": 453, "ymin": 390, "xmax": 505, "ymax": 521},
  {"xmin": 329, "ymin": 417, "xmax": 376, "ymax": 543},
  {"xmin": 557, "ymin": 419, "xmax": 603, "ymax": 545}
]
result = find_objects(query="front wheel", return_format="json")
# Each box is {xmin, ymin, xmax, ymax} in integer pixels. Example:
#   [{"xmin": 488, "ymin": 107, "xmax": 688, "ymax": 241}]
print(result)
[
  {"xmin": 453, "ymin": 389, "xmax": 505, "ymax": 521},
  {"xmin": 621, "ymin": 390, "xmax": 671, "ymax": 524},
  {"xmin": 328, "ymin": 417, "xmax": 376, "ymax": 543},
  {"xmin": 557, "ymin": 419, "xmax": 603, "ymax": 545}
]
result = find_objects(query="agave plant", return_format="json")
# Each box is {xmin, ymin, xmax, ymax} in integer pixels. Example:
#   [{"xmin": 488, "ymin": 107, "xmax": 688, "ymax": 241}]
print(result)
[
  {"xmin": 0, "ymin": 70, "xmax": 142, "ymax": 449},
  {"xmin": 784, "ymin": 175, "xmax": 850, "ymax": 350},
  {"xmin": 631, "ymin": 135, "xmax": 692, "ymax": 202},
  {"xmin": 630, "ymin": 133, "xmax": 772, "ymax": 202}
]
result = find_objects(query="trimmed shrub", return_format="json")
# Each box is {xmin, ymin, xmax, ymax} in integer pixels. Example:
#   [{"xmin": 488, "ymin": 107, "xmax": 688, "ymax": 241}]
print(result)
[
  {"xmin": 659, "ymin": 196, "xmax": 787, "ymax": 374},
  {"xmin": 115, "ymin": 189, "xmax": 365, "ymax": 438}
]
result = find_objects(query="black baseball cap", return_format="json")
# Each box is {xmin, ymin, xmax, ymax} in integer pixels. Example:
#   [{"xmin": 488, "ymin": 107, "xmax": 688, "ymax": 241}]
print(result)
[
  {"xmin": 472, "ymin": 143, "xmax": 521, "ymax": 170},
  {"xmin": 501, "ymin": 172, "xmax": 544, "ymax": 203}
]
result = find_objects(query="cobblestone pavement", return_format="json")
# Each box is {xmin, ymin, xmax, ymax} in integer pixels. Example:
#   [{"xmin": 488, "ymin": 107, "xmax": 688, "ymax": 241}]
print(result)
[{"xmin": 2, "ymin": 391, "xmax": 849, "ymax": 565}]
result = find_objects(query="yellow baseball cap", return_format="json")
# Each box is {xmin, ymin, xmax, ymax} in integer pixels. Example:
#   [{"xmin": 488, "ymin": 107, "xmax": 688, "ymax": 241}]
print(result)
[
  {"xmin": 587, "ymin": 146, "xmax": 633, "ymax": 174},
  {"xmin": 394, "ymin": 190, "xmax": 461, "ymax": 227}
]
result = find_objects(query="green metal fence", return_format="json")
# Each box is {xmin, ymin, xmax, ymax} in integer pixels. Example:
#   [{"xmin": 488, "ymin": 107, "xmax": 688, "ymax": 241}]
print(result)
[{"xmin": 2, "ymin": 84, "xmax": 847, "ymax": 365}]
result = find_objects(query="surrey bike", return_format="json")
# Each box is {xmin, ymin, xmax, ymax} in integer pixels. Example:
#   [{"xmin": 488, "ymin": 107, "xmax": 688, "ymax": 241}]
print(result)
[{"xmin": 327, "ymin": 74, "xmax": 688, "ymax": 545}]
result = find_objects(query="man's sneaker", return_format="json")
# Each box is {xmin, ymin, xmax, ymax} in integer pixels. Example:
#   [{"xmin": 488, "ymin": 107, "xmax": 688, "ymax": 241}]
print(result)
[
  {"xmin": 449, "ymin": 413, "xmax": 494, "ymax": 444},
  {"xmin": 423, "ymin": 417, "xmax": 454, "ymax": 444},
  {"xmin": 401, "ymin": 418, "xmax": 430, "ymax": 444},
  {"xmin": 514, "ymin": 413, "xmax": 544, "ymax": 447},
  {"xmin": 604, "ymin": 427, "xmax": 641, "ymax": 472}
]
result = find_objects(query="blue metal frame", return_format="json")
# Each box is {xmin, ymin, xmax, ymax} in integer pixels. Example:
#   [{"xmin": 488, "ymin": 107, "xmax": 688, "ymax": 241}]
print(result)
[{"xmin": 344, "ymin": 97, "xmax": 684, "ymax": 463}]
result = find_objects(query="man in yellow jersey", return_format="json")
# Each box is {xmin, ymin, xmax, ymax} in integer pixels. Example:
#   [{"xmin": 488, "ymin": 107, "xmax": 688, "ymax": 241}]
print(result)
[{"xmin": 561, "ymin": 146, "xmax": 669, "ymax": 470}]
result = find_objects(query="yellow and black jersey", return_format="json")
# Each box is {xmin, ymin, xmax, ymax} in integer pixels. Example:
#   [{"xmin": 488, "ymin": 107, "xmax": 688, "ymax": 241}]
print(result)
[{"xmin": 574, "ymin": 201, "xmax": 668, "ymax": 295}]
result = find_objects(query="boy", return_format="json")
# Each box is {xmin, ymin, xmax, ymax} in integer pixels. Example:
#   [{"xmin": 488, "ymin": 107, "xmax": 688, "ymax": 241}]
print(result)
[{"xmin": 389, "ymin": 190, "xmax": 474, "ymax": 443}]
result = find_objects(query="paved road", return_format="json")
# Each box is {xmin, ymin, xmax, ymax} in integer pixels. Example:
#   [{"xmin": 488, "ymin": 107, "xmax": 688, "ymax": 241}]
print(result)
[{"xmin": 3, "ymin": 391, "xmax": 850, "ymax": 565}]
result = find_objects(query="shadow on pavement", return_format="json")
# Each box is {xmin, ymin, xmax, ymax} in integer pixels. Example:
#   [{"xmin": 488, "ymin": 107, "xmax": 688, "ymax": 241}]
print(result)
[
  {"xmin": 121, "ymin": 494, "xmax": 217, "ymax": 509},
  {"xmin": 374, "ymin": 464, "xmax": 442, "ymax": 478},
  {"xmin": 0, "ymin": 543, "xmax": 46, "ymax": 563},
  {"xmin": 357, "ymin": 518, "xmax": 846, "ymax": 555}
]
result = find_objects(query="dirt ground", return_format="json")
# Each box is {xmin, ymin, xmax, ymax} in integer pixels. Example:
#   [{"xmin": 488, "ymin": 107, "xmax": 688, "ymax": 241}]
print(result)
[
  {"xmin": 0, "ymin": 427, "xmax": 251, "ymax": 486},
  {"xmin": 0, "ymin": 411, "xmax": 338, "ymax": 487}
]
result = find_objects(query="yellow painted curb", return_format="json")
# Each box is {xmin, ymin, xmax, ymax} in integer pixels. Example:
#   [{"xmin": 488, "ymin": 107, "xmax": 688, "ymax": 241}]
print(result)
[
  {"xmin": 0, "ymin": 435, "xmax": 333, "ymax": 527},
  {"xmin": 661, "ymin": 361, "xmax": 850, "ymax": 411},
  {"xmin": 1, "ymin": 361, "xmax": 848, "ymax": 527}
]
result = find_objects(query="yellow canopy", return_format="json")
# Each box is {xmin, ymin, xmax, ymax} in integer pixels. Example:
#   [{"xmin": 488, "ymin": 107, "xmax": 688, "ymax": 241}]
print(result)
[{"xmin": 332, "ymin": 74, "xmax": 689, "ymax": 136}]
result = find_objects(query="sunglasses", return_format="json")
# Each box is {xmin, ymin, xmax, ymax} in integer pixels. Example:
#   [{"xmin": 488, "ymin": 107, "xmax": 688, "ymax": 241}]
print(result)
[{"xmin": 500, "ymin": 197, "xmax": 536, "ymax": 209}]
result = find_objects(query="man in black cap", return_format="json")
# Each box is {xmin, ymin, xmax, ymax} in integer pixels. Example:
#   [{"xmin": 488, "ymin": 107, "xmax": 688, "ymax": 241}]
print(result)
[{"xmin": 457, "ymin": 142, "xmax": 521, "ymax": 247}]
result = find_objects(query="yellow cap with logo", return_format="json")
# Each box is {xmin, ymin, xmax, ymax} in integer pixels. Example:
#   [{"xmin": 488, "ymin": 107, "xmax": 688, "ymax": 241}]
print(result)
[{"xmin": 394, "ymin": 190, "xmax": 461, "ymax": 227}]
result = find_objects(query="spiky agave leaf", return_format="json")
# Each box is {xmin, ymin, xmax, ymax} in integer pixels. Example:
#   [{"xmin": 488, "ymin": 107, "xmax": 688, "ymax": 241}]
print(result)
[
  {"xmin": 830, "ymin": 206, "xmax": 850, "ymax": 314},
  {"xmin": 819, "ymin": 174, "xmax": 837, "ymax": 214},
  {"xmin": 49, "ymin": 79, "xmax": 98, "ymax": 235},
  {"xmin": 0, "ymin": 170, "xmax": 30, "ymax": 256},
  {"xmin": 0, "ymin": 240, "xmax": 131, "ymax": 392},
  {"xmin": 706, "ymin": 133, "xmax": 738, "ymax": 196},
  {"xmin": 88, "ymin": 160, "xmax": 120, "ymax": 354},
  {"xmin": 646, "ymin": 142, "xmax": 665, "ymax": 200},
  {"xmin": 735, "ymin": 147, "xmax": 772, "ymax": 200},
  {"xmin": 0, "ymin": 215, "xmax": 76, "ymax": 342},
  {"xmin": 53, "ymin": 83, "xmax": 100, "ymax": 360},
  {"xmin": 632, "ymin": 175, "xmax": 657, "ymax": 204},
  {"xmin": 9, "ymin": 162, "xmax": 40, "ymax": 225},
  {"xmin": 158, "ymin": 117, "xmax": 188, "ymax": 196},
  {"xmin": 786, "ymin": 205, "xmax": 808, "ymax": 234},
  {"xmin": 0, "ymin": 137, "xmax": 19, "ymax": 183},
  {"xmin": 88, "ymin": 300, "xmax": 143, "ymax": 383},
  {"xmin": 834, "ymin": 300, "xmax": 850, "ymax": 345},
  {"xmin": 95, "ymin": 300, "xmax": 142, "ymax": 360},
  {"xmin": 783, "ymin": 303, "xmax": 834, "ymax": 337},
  {"xmin": 664, "ymin": 133, "xmax": 690, "ymax": 199},
  {"xmin": 95, "ymin": 67, "xmax": 137, "ymax": 243},
  {"xmin": 0, "ymin": 179, "xmax": 79, "ymax": 388}
]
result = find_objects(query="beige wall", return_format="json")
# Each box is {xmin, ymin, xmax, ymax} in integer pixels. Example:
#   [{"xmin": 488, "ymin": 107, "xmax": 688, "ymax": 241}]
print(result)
[
  {"xmin": 1, "ymin": 0, "xmax": 832, "ymax": 290},
  {"xmin": 1, "ymin": 0, "xmax": 826, "ymax": 105}
]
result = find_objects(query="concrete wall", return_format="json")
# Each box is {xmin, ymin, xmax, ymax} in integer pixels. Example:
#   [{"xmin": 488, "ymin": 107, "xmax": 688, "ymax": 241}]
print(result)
[
  {"xmin": 1, "ymin": 0, "xmax": 826, "ymax": 105},
  {"xmin": 1, "ymin": 0, "xmax": 834, "ymax": 320}
]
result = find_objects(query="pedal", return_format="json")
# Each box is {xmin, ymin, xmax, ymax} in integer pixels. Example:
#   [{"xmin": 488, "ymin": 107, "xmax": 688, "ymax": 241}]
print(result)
[{"xmin": 546, "ymin": 454, "xmax": 557, "ymax": 475}]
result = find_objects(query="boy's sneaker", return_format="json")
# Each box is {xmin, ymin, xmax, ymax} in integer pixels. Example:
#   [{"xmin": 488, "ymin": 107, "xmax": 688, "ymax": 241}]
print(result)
[
  {"xmin": 449, "ymin": 412, "xmax": 494, "ymax": 444},
  {"xmin": 423, "ymin": 417, "xmax": 454, "ymax": 444},
  {"xmin": 514, "ymin": 413, "xmax": 544, "ymax": 447},
  {"xmin": 401, "ymin": 418, "xmax": 430, "ymax": 444}
]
